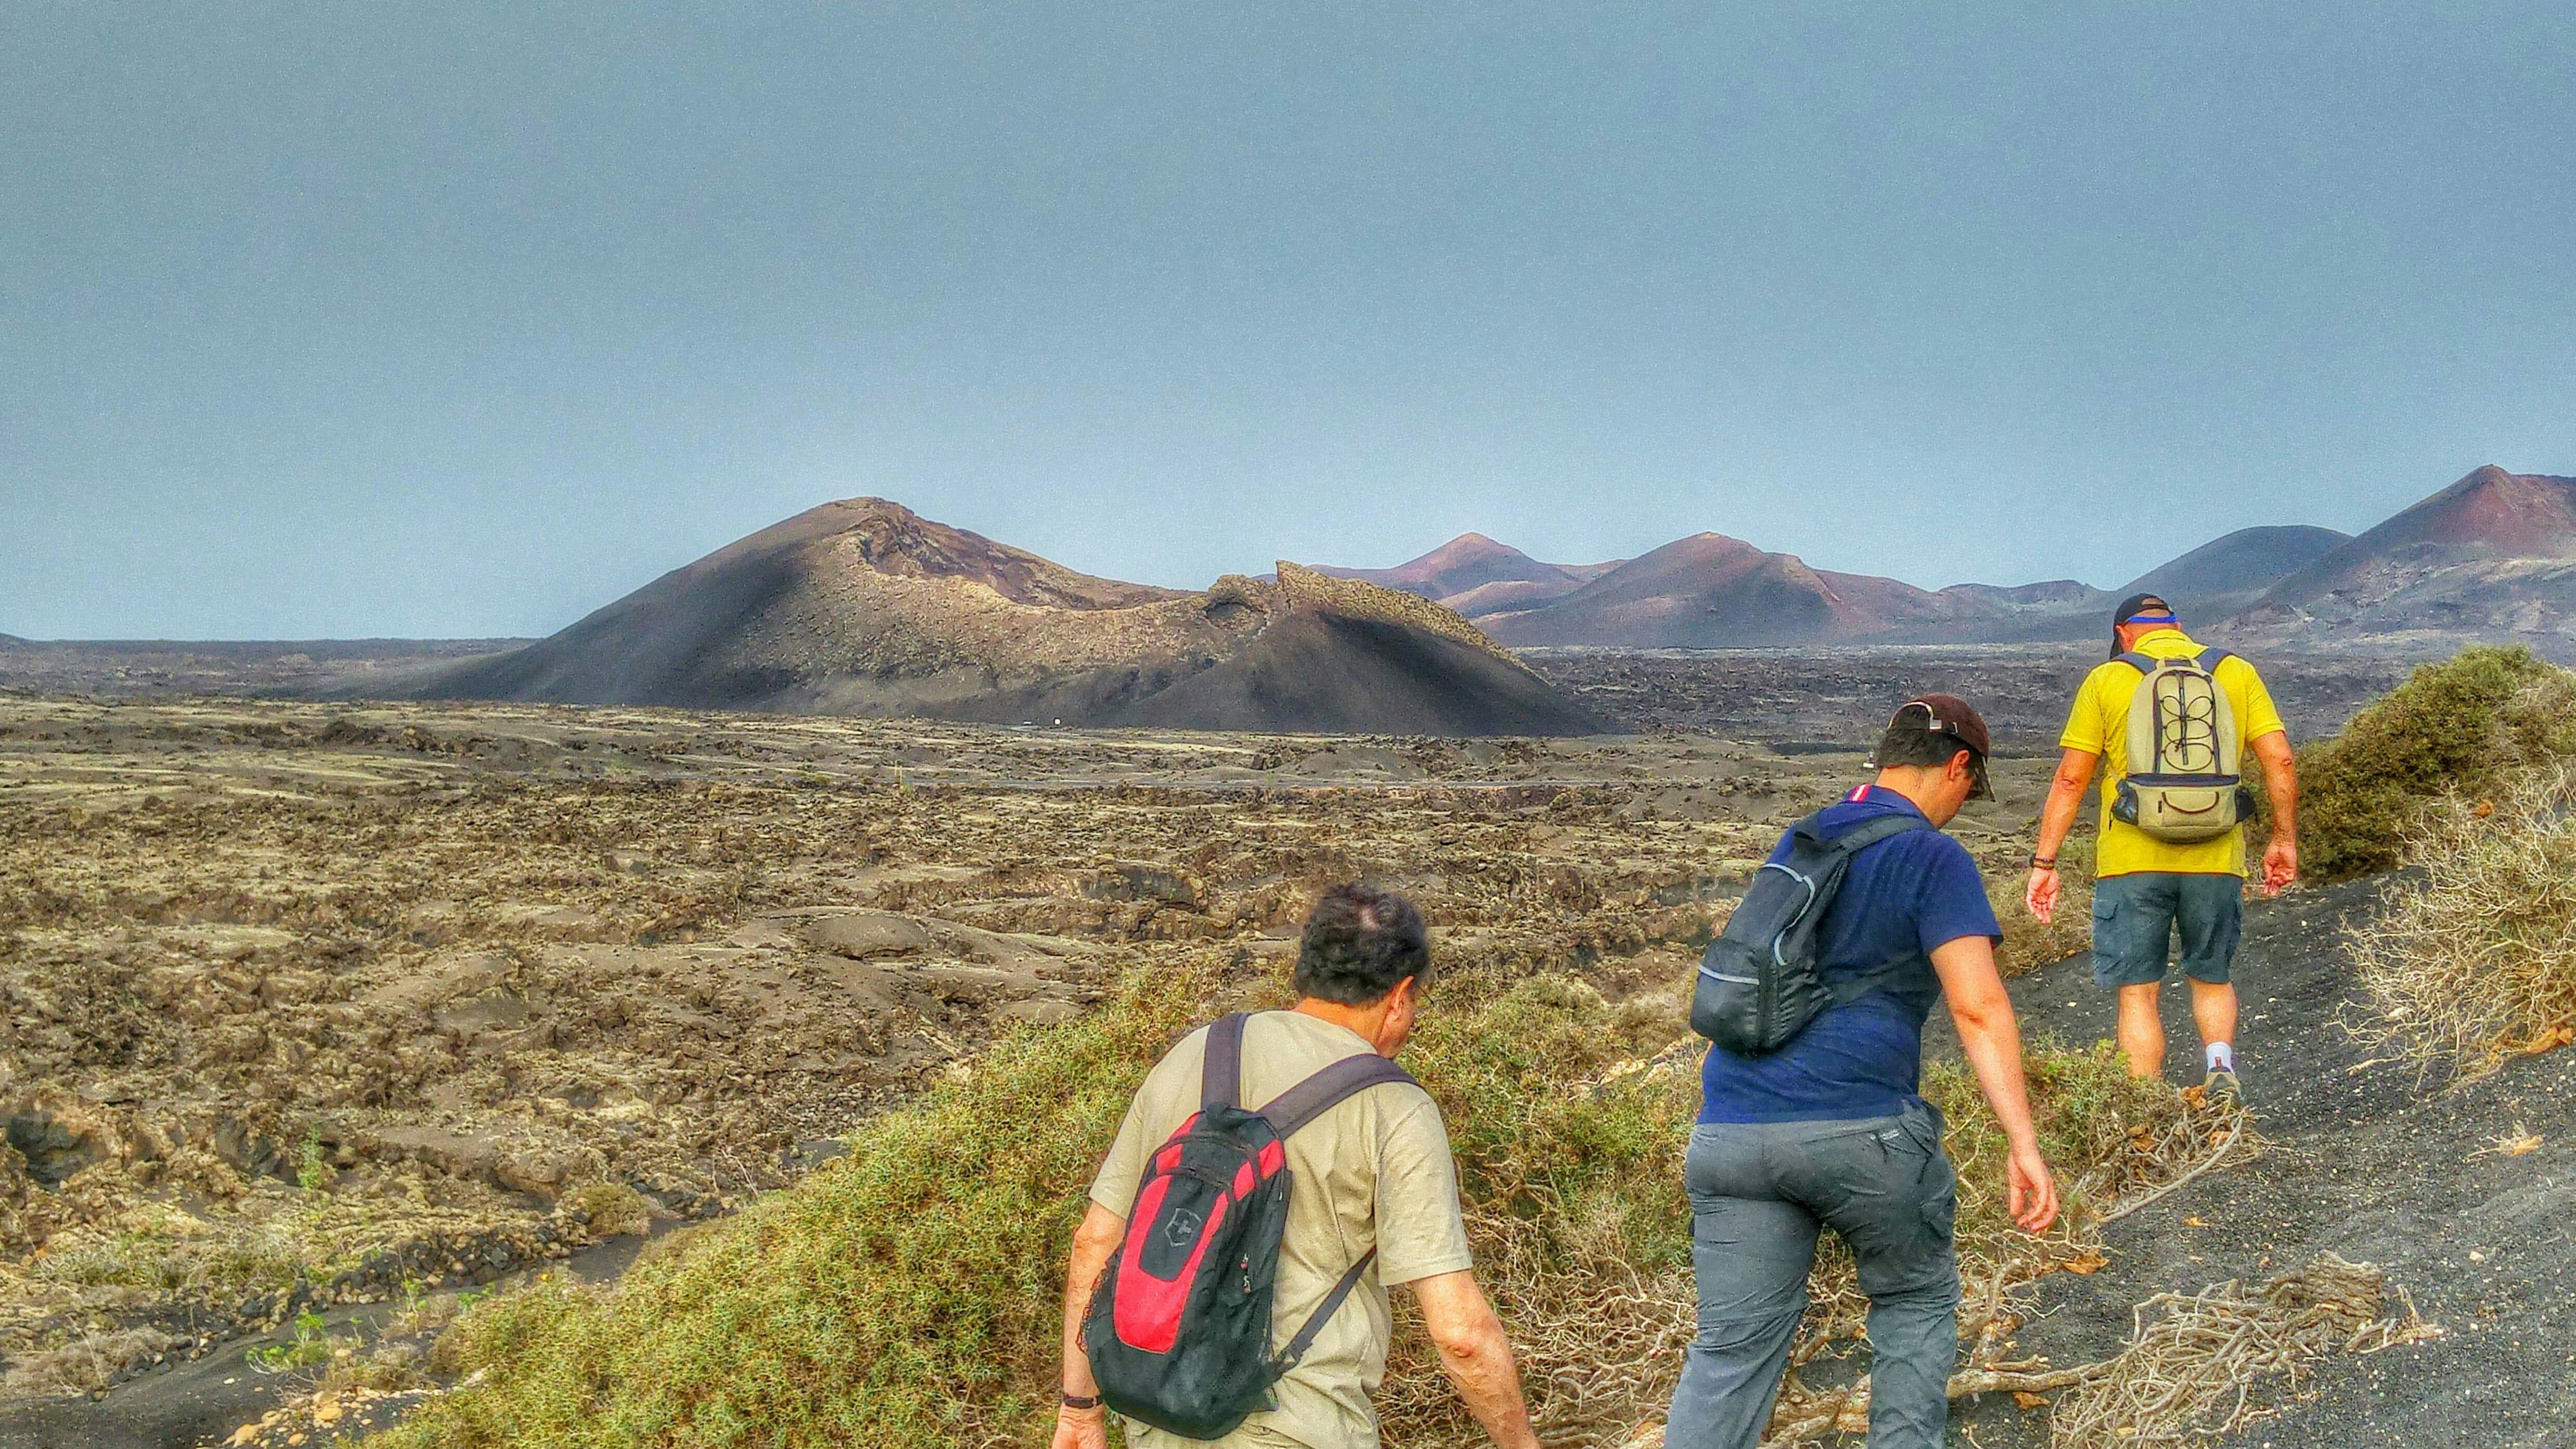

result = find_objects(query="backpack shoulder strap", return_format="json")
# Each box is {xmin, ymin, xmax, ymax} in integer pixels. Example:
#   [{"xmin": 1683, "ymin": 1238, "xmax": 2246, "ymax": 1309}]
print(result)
[
  {"xmin": 1259, "ymin": 1053, "xmax": 1421, "ymax": 1380},
  {"xmin": 1823, "ymin": 813, "xmax": 1930, "ymax": 857},
  {"xmin": 1257, "ymin": 1053, "xmax": 1420, "ymax": 1137},
  {"xmin": 2195, "ymin": 646, "xmax": 2234, "ymax": 673},
  {"xmin": 1271, "ymin": 1247, "xmax": 1378, "ymax": 1378},
  {"xmin": 1201, "ymin": 1011, "xmax": 1250, "ymax": 1111},
  {"xmin": 2115, "ymin": 651, "xmax": 2160, "ymax": 675},
  {"xmin": 1784, "ymin": 806, "xmax": 1834, "ymax": 851},
  {"xmin": 1810, "ymin": 815, "xmax": 1934, "ymax": 1003}
]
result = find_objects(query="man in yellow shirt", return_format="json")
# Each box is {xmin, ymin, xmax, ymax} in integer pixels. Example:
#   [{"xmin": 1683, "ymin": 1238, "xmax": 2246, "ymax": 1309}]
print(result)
[{"xmin": 2025, "ymin": 595, "xmax": 2299, "ymax": 1103}]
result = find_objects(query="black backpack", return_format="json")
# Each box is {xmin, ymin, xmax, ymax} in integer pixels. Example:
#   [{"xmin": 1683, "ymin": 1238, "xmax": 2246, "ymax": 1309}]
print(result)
[
  {"xmin": 1083, "ymin": 1012, "xmax": 1417, "ymax": 1440},
  {"xmin": 1692, "ymin": 809, "xmax": 1930, "ymax": 1054}
]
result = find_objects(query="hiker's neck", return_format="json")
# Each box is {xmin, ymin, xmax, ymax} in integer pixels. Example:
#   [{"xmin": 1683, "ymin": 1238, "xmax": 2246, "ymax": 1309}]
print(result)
[
  {"xmin": 2118, "ymin": 621, "xmax": 2184, "ymax": 651},
  {"xmin": 1870, "ymin": 767, "xmax": 1956, "ymax": 826},
  {"xmin": 1293, "ymin": 979, "xmax": 1417, "ymax": 1058}
]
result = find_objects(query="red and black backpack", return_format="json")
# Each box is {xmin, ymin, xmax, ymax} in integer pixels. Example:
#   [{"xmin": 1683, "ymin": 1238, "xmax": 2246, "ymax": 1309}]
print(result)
[{"xmin": 1083, "ymin": 1011, "xmax": 1418, "ymax": 1440}]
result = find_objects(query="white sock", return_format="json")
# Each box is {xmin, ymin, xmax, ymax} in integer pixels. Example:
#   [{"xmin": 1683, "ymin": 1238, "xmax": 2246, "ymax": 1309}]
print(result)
[{"xmin": 2206, "ymin": 1042, "xmax": 2234, "ymax": 1074}]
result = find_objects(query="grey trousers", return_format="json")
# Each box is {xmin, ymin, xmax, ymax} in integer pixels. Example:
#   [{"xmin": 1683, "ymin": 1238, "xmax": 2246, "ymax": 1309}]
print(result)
[{"xmin": 1664, "ymin": 1102, "xmax": 1962, "ymax": 1449}]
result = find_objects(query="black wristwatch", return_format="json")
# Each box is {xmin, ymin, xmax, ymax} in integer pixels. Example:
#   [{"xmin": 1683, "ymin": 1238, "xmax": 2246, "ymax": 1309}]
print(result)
[{"xmin": 1061, "ymin": 1392, "xmax": 1102, "ymax": 1411}]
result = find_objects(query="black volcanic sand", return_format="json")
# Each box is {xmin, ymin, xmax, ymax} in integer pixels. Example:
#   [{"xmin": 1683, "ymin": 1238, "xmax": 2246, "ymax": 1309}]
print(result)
[
  {"xmin": 1094, "ymin": 610, "xmax": 1609, "ymax": 736},
  {"xmin": 422, "ymin": 608, "xmax": 1611, "ymax": 738},
  {"xmin": 1927, "ymin": 878, "xmax": 2576, "ymax": 1447}
]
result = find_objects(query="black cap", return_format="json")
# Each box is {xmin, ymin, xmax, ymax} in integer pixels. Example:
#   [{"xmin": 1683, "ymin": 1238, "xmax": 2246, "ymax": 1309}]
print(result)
[{"xmin": 2109, "ymin": 593, "xmax": 2177, "ymax": 660}]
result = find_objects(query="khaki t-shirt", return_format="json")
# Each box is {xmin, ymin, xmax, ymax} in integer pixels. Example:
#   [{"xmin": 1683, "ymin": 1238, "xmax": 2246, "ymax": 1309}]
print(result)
[{"xmin": 1089, "ymin": 1011, "xmax": 1474, "ymax": 1449}]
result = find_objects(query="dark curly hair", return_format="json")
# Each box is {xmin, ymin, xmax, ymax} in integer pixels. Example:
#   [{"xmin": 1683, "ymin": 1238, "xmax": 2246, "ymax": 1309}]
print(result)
[{"xmin": 1293, "ymin": 883, "xmax": 1431, "ymax": 1006}]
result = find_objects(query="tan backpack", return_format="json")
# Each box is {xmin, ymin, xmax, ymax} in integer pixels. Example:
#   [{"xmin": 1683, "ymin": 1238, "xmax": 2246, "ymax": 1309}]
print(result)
[{"xmin": 2110, "ymin": 648, "xmax": 2256, "ymax": 843}]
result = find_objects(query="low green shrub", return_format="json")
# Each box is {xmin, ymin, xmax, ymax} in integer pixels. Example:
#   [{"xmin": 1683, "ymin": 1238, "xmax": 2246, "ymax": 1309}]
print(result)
[
  {"xmin": 1925, "ymin": 1037, "xmax": 2176, "ymax": 1235},
  {"xmin": 248, "ymin": 1311, "xmax": 334, "ymax": 1374},
  {"xmin": 376, "ymin": 954, "xmax": 2188, "ymax": 1449},
  {"xmin": 2298, "ymin": 648, "xmax": 2576, "ymax": 879},
  {"xmin": 381, "ymin": 953, "xmax": 1234, "ymax": 1448}
]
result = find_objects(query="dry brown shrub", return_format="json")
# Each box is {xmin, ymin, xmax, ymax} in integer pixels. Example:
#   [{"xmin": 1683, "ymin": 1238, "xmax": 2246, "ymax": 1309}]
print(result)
[
  {"xmin": 0, "ymin": 1326, "xmax": 179, "ymax": 1399},
  {"xmin": 2047, "ymin": 1254, "xmax": 2435, "ymax": 1446},
  {"xmin": 1379, "ymin": 1204, "xmax": 1698, "ymax": 1449},
  {"xmin": 2345, "ymin": 764, "xmax": 2576, "ymax": 1075}
]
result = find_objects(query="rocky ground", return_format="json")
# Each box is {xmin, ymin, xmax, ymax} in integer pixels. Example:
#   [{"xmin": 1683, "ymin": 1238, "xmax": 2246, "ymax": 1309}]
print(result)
[
  {"xmin": 0, "ymin": 680, "xmax": 2543, "ymax": 1448},
  {"xmin": 3, "ymin": 696, "xmax": 2056, "ymax": 1447},
  {"xmin": 0, "ymin": 642, "xmax": 522, "ymax": 702}
]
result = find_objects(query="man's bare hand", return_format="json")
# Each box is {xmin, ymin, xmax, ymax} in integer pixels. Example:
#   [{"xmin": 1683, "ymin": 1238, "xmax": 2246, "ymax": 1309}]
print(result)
[
  {"xmin": 2006, "ymin": 1144, "xmax": 2059, "ymax": 1234},
  {"xmin": 2025, "ymin": 866, "xmax": 2060, "ymax": 924},
  {"xmin": 2260, "ymin": 836, "xmax": 2298, "ymax": 896},
  {"xmin": 1050, "ymin": 1406, "xmax": 1109, "ymax": 1449}
]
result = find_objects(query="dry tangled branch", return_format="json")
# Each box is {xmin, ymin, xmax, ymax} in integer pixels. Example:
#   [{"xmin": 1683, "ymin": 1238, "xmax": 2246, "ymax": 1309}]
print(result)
[
  {"xmin": 1475, "ymin": 1211, "xmax": 1698, "ymax": 1447},
  {"xmin": 1376, "ymin": 1204, "xmax": 1698, "ymax": 1449},
  {"xmin": 2091, "ymin": 1106, "xmax": 2259, "ymax": 1226},
  {"xmin": 2046, "ymin": 1254, "xmax": 2438, "ymax": 1447}
]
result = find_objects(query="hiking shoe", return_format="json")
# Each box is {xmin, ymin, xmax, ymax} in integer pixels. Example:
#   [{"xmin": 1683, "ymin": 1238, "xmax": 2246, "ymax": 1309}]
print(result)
[{"xmin": 2201, "ymin": 1069, "xmax": 2243, "ymax": 1110}]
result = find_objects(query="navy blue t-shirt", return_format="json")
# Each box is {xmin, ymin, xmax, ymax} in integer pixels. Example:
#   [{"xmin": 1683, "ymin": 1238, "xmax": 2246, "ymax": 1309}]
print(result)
[{"xmin": 1698, "ymin": 786, "xmax": 2002, "ymax": 1123}]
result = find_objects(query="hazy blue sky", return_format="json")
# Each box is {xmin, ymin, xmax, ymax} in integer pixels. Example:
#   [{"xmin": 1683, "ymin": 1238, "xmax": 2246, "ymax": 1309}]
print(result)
[{"xmin": 7, "ymin": 3, "xmax": 2572, "ymax": 638}]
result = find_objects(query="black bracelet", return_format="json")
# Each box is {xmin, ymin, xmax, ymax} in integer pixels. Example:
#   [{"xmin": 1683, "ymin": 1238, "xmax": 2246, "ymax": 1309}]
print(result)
[
  {"xmin": 1061, "ymin": 1392, "xmax": 1102, "ymax": 1411},
  {"xmin": 2029, "ymin": 854, "xmax": 2057, "ymax": 870}
]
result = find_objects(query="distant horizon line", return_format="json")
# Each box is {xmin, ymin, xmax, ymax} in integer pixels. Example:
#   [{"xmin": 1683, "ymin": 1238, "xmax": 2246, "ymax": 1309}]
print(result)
[{"xmin": 12, "ymin": 461, "xmax": 2564, "ymax": 642}]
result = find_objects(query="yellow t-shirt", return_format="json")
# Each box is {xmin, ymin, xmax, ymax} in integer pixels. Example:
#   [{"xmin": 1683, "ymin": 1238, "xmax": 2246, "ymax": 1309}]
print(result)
[
  {"xmin": 2058, "ymin": 629, "xmax": 2287, "ymax": 879},
  {"xmin": 1091, "ymin": 1011, "xmax": 1474, "ymax": 1449}
]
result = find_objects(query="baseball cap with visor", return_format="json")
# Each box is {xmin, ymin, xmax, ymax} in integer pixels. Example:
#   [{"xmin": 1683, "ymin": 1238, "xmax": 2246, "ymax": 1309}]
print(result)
[{"xmin": 1870, "ymin": 693, "xmax": 1992, "ymax": 800}]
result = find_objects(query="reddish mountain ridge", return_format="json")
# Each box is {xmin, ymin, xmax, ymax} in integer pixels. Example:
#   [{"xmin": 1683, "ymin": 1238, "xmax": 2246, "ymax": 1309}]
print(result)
[
  {"xmin": 2255, "ymin": 467, "xmax": 2576, "ymax": 609},
  {"xmin": 2224, "ymin": 467, "xmax": 2576, "ymax": 648},
  {"xmin": 1324, "ymin": 469, "xmax": 2567, "ymax": 650},
  {"xmin": 1310, "ymin": 533, "xmax": 1624, "ymax": 617},
  {"xmin": 1475, "ymin": 532, "xmax": 2005, "ymax": 648}
]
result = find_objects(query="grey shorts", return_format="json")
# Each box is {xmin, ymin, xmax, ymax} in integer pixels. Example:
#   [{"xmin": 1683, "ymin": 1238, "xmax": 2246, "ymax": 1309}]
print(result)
[{"xmin": 2091, "ymin": 872, "xmax": 2244, "ymax": 988}]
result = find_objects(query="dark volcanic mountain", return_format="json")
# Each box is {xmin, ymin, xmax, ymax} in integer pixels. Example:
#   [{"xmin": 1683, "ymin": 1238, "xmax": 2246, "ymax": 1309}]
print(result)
[
  {"xmin": 2117, "ymin": 524, "xmax": 2352, "ymax": 622},
  {"xmin": 2237, "ymin": 467, "xmax": 2576, "ymax": 644},
  {"xmin": 411, "ymin": 500, "xmax": 1606, "ymax": 735}
]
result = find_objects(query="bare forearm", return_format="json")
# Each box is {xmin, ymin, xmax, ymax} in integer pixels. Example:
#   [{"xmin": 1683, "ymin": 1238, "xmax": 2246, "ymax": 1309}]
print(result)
[
  {"xmin": 2258, "ymin": 740, "xmax": 2297, "ymax": 841},
  {"xmin": 1955, "ymin": 1011, "xmax": 2042, "ymax": 1153},
  {"xmin": 1059, "ymin": 1284, "xmax": 1099, "ymax": 1397},
  {"xmin": 1438, "ymin": 1328, "xmax": 1539, "ymax": 1448},
  {"xmin": 2034, "ymin": 750, "xmax": 2097, "ymax": 861},
  {"xmin": 2035, "ymin": 792, "xmax": 2081, "ymax": 860},
  {"xmin": 1059, "ymin": 1210, "xmax": 1119, "ymax": 1398},
  {"xmin": 1413, "ymin": 1273, "xmax": 1541, "ymax": 1449}
]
